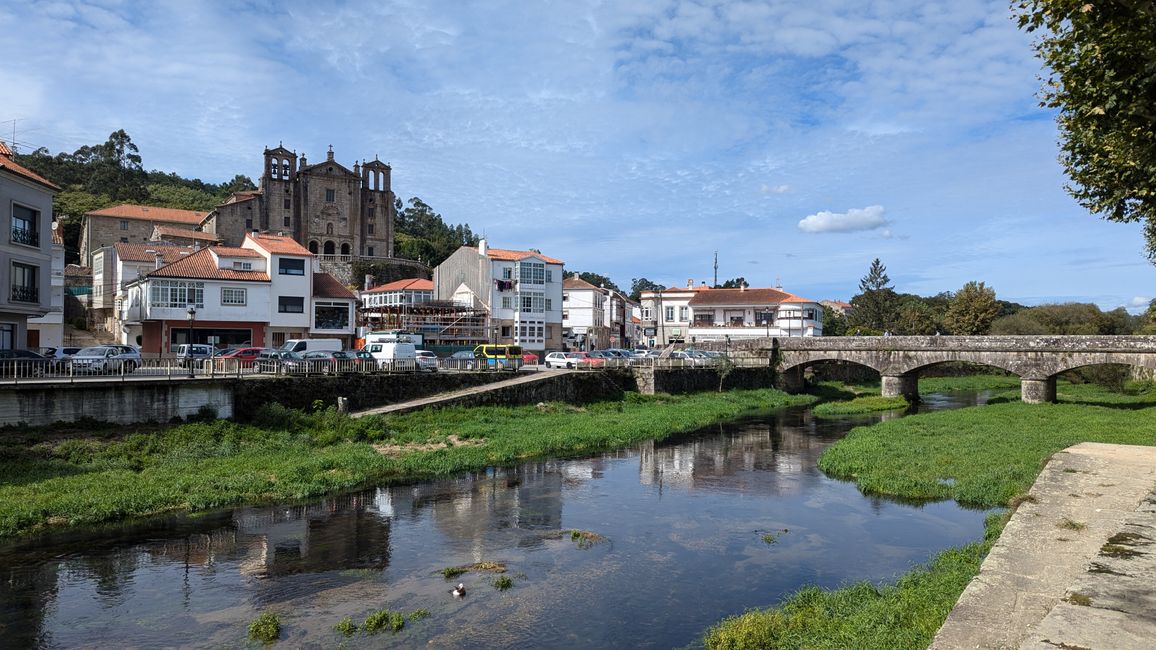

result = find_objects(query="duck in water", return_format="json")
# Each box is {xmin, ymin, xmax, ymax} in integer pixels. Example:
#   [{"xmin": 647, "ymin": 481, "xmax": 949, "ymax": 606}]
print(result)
[{"xmin": 452, "ymin": 583, "xmax": 466, "ymax": 598}]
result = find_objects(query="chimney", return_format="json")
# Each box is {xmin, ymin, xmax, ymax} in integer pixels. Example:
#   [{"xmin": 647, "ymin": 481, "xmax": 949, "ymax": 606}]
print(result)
[
  {"xmin": 687, "ymin": 278, "xmax": 693, "ymax": 289},
  {"xmin": 479, "ymin": 239, "xmax": 488, "ymax": 256},
  {"xmin": 740, "ymin": 282, "xmax": 746, "ymax": 291}
]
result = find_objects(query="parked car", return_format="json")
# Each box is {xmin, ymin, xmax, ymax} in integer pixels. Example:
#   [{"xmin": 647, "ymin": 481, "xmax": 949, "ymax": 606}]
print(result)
[
  {"xmin": 213, "ymin": 347, "xmax": 266, "ymax": 370},
  {"xmin": 41, "ymin": 346, "xmax": 82, "ymax": 371},
  {"xmin": 521, "ymin": 351, "xmax": 539, "ymax": 366},
  {"xmin": 567, "ymin": 351, "xmax": 607, "ymax": 368},
  {"xmin": 69, "ymin": 346, "xmax": 141, "ymax": 374},
  {"xmin": 176, "ymin": 344, "xmax": 215, "ymax": 368},
  {"xmin": 255, "ymin": 350, "xmax": 309, "ymax": 374},
  {"xmin": 0, "ymin": 349, "xmax": 53, "ymax": 377},
  {"xmin": 415, "ymin": 350, "xmax": 439, "ymax": 372},
  {"xmin": 447, "ymin": 350, "xmax": 476, "ymax": 370},
  {"xmin": 302, "ymin": 350, "xmax": 367, "ymax": 374},
  {"xmin": 544, "ymin": 351, "xmax": 588, "ymax": 369}
]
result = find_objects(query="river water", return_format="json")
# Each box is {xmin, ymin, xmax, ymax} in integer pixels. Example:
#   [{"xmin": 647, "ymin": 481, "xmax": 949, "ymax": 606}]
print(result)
[{"xmin": 0, "ymin": 392, "xmax": 992, "ymax": 648}]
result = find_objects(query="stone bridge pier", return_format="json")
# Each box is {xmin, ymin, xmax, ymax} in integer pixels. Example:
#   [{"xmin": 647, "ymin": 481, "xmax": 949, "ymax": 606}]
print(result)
[{"xmin": 881, "ymin": 373, "xmax": 920, "ymax": 402}]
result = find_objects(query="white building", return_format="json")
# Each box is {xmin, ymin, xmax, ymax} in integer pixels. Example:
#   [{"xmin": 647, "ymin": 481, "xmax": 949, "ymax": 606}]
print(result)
[
  {"xmin": 27, "ymin": 223, "xmax": 65, "ymax": 347},
  {"xmin": 640, "ymin": 281, "xmax": 823, "ymax": 347},
  {"xmin": 360, "ymin": 278, "xmax": 433, "ymax": 309},
  {"xmin": 122, "ymin": 232, "xmax": 355, "ymax": 353},
  {"xmin": 433, "ymin": 240, "xmax": 564, "ymax": 352},
  {"xmin": 562, "ymin": 276, "xmax": 607, "ymax": 350},
  {"xmin": 92, "ymin": 242, "xmax": 194, "ymax": 335},
  {"xmin": 0, "ymin": 141, "xmax": 57, "ymax": 349}
]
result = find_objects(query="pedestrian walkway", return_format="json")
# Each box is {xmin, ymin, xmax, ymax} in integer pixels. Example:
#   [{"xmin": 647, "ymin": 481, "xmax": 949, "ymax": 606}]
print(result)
[
  {"xmin": 931, "ymin": 442, "xmax": 1156, "ymax": 650},
  {"xmin": 351, "ymin": 368, "xmax": 561, "ymax": 418}
]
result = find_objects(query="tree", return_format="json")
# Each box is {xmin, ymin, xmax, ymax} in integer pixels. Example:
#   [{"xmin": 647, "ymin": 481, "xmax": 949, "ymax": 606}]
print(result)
[
  {"xmin": 848, "ymin": 258, "xmax": 898, "ymax": 332},
  {"xmin": 1014, "ymin": 1, "xmax": 1156, "ymax": 260},
  {"xmin": 629, "ymin": 277, "xmax": 663, "ymax": 302},
  {"xmin": 894, "ymin": 299, "xmax": 941, "ymax": 335},
  {"xmin": 990, "ymin": 303, "xmax": 1137, "ymax": 335},
  {"xmin": 86, "ymin": 129, "xmax": 148, "ymax": 201},
  {"xmin": 574, "ymin": 272, "xmax": 621, "ymax": 292},
  {"xmin": 715, "ymin": 277, "xmax": 747, "ymax": 289},
  {"xmin": 821, "ymin": 304, "xmax": 848, "ymax": 336},
  {"xmin": 943, "ymin": 281, "xmax": 1000, "ymax": 334}
]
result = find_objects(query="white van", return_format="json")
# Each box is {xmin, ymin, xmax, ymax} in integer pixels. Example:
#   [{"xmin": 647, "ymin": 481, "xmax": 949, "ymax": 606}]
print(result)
[
  {"xmin": 279, "ymin": 338, "xmax": 343, "ymax": 354},
  {"xmin": 362, "ymin": 333, "xmax": 417, "ymax": 371}
]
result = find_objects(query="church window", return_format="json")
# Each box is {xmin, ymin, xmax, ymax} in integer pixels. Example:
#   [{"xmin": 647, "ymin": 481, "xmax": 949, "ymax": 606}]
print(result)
[
  {"xmin": 367, "ymin": 246, "xmax": 375, "ymax": 256},
  {"xmin": 368, "ymin": 223, "xmax": 375, "ymax": 235},
  {"xmin": 283, "ymin": 198, "xmax": 291, "ymax": 209},
  {"xmin": 325, "ymin": 188, "xmax": 336, "ymax": 202},
  {"xmin": 283, "ymin": 216, "xmax": 291, "ymax": 227},
  {"xmin": 368, "ymin": 207, "xmax": 375, "ymax": 218}
]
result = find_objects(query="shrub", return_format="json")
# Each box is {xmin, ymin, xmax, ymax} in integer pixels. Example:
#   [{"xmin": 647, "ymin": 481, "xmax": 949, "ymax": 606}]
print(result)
[{"xmin": 247, "ymin": 611, "xmax": 280, "ymax": 644}]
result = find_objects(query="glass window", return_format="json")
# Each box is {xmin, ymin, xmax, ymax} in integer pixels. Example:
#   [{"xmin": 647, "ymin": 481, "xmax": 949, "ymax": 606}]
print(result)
[
  {"xmin": 314, "ymin": 302, "xmax": 349, "ymax": 329},
  {"xmin": 665, "ymin": 306, "xmax": 675, "ymax": 322},
  {"xmin": 149, "ymin": 280, "xmax": 204, "ymax": 308},
  {"xmin": 368, "ymin": 222, "xmax": 375, "ymax": 235},
  {"xmin": 278, "ymin": 296, "xmax": 304, "ymax": 313},
  {"xmin": 501, "ymin": 296, "xmax": 513, "ymax": 309},
  {"xmin": 502, "ymin": 267, "xmax": 512, "ymax": 280},
  {"xmin": 10, "ymin": 262, "xmax": 38, "ymax": 303},
  {"xmin": 545, "ymin": 298, "xmax": 553, "ymax": 311},
  {"xmin": 283, "ymin": 198, "xmax": 291, "ymax": 209},
  {"xmin": 221, "ymin": 287, "xmax": 246, "ymax": 306},
  {"xmin": 367, "ymin": 246, "xmax": 375, "ymax": 257},
  {"xmin": 119, "ymin": 219, "xmax": 129, "ymax": 230},
  {"xmin": 283, "ymin": 216, "xmax": 291, "ymax": 227},
  {"xmin": 519, "ymin": 291, "xmax": 545, "ymax": 313},
  {"xmin": 519, "ymin": 262, "xmax": 545, "ymax": 284},
  {"xmin": 546, "ymin": 269, "xmax": 553, "ymax": 283},
  {"xmin": 11, "ymin": 204, "xmax": 39, "ymax": 247},
  {"xmin": 278, "ymin": 258, "xmax": 305, "ymax": 275},
  {"xmin": 679, "ymin": 306, "xmax": 689, "ymax": 321},
  {"xmin": 325, "ymin": 188, "xmax": 336, "ymax": 202},
  {"xmin": 641, "ymin": 307, "xmax": 652, "ymax": 320}
]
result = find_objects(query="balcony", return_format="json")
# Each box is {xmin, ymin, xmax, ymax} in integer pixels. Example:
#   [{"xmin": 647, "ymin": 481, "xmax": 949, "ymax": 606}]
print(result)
[
  {"xmin": 11, "ymin": 284, "xmax": 39, "ymax": 303},
  {"xmin": 11, "ymin": 226, "xmax": 39, "ymax": 247}
]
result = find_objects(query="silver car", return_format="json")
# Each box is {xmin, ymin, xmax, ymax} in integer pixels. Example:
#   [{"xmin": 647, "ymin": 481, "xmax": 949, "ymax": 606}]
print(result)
[{"xmin": 69, "ymin": 345, "xmax": 141, "ymax": 374}]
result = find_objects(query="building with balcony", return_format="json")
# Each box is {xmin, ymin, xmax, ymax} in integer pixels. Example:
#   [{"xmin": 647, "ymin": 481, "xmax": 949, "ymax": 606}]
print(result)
[
  {"xmin": 433, "ymin": 240, "xmax": 564, "ymax": 352},
  {"xmin": 0, "ymin": 141, "xmax": 58, "ymax": 349},
  {"xmin": 639, "ymin": 281, "xmax": 823, "ymax": 347},
  {"xmin": 121, "ymin": 232, "xmax": 355, "ymax": 353}
]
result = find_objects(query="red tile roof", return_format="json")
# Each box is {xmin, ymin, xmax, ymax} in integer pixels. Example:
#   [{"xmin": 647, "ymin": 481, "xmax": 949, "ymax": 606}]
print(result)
[
  {"xmin": 87, "ymin": 204, "xmax": 208, "ymax": 225},
  {"xmin": 563, "ymin": 277, "xmax": 600, "ymax": 290},
  {"xmin": 482, "ymin": 246, "xmax": 563, "ymax": 265},
  {"xmin": 114, "ymin": 242, "xmax": 194, "ymax": 264},
  {"xmin": 313, "ymin": 272, "xmax": 356, "ymax": 299},
  {"xmin": 687, "ymin": 287, "xmax": 816, "ymax": 306},
  {"xmin": 147, "ymin": 248, "xmax": 269, "ymax": 282},
  {"xmin": 212, "ymin": 246, "xmax": 264, "ymax": 258},
  {"xmin": 246, "ymin": 232, "xmax": 312, "ymax": 256},
  {"xmin": 0, "ymin": 145, "xmax": 60, "ymax": 190},
  {"xmin": 152, "ymin": 225, "xmax": 221, "ymax": 242},
  {"xmin": 365, "ymin": 278, "xmax": 434, "ymax": 293}
]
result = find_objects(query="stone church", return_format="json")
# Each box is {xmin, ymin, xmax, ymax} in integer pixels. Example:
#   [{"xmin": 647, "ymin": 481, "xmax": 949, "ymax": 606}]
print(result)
[{"xmin": 206, "ymin": 145, "xmax": 394, "ymax": 259}]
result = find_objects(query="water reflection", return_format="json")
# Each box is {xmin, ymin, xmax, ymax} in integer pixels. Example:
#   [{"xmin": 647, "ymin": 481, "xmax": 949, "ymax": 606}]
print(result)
[{"xmin": 0, "ymin": 396, "xmax": 991, "ymax": 649}]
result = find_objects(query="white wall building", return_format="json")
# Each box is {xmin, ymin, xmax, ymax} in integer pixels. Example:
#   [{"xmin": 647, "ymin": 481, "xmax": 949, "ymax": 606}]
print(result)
[
  {"xmin": 562, "ymin": 276, "xmax": 607, "ymax": 350},
  {"xmin": 433, "ymin": 240, "xmax": 564, "ymax": 352},
  {"xmin": 640, "ymin": 281, "xmax": 823, "ymax": 347}
]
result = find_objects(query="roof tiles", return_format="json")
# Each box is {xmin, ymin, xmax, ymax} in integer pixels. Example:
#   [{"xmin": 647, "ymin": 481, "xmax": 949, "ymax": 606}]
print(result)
[
  {"xmin": 246, "ymin": 232, "xmax": 312, "ymax": 256},
  {"xmin": 365, "ymin": 278, "xmax": 434, "ymax": 293},
  {"xmin": 87, "ymin": 204, "xmax": 208, "ymax": 225},
  {"xmin": 147, "ymin": 248, "xmax": 269, "ymax": 282},
  {"xmin": 313, "ymin": 272, "xmax": 356, "ymax": 299}
]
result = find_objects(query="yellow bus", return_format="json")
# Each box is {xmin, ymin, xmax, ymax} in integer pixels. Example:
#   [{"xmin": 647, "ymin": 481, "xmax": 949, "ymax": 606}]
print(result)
[{"xmin": 473, "ymin": 344, "xmax": 524, "ymax": 371}]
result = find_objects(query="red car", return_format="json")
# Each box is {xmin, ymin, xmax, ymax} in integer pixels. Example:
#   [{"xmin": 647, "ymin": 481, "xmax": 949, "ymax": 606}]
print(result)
[
  {"xmin": 521, "ymin": 352, "xmax": 539, "ymax": 366},
  {"xmin": 213, "ymin": 347, "xmax": 267, "ymax": 370},
  {"xmin": 567, "ymin": 351, "xmax": 606, "ymax": 368}
]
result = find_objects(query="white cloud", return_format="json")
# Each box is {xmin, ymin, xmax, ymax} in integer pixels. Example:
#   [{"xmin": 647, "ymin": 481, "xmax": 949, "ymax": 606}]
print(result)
[
  {"xmin": 798, "ymin": 205, "xmax": 888, "ymax": 234},
  {"xmin": 760, "ymin": 183, "xmax": 790, "ymax": 194},
  {"xmin": 1131, "ymin": 296, "xmax": 1151, "ymax": 307}
]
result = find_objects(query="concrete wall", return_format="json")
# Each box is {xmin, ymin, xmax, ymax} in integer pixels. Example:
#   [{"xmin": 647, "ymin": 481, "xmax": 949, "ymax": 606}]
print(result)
[
  {"xmin": 632, "ymin": 366, "xmax": 777, "ymax": 395},
  {"xmin": 0, "ymin": 381, "xmax": 234, "ymax": 426}
]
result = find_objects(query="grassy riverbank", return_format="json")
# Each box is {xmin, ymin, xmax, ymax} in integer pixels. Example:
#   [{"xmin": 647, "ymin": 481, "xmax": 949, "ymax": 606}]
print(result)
[
  {"xmin": 811, "ymin": 395, "xmax": 908, "ymax": 416},
  {"xmin": 703, "ymin": 380, "xmax": 1156, "ymax": 649},
  {"xmin": 0, "ymin": 389, "xmax": 813, "ymax": 539}
]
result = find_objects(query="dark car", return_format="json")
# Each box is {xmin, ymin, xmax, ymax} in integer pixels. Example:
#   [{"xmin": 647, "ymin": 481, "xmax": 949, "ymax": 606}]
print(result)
[
  {"xmin": 255, "ymin": 350, "xmax": 308, "ymax": 374},
  {"xmin": 302, "ymin": 350, "xmax": 366, "ymax": 375},
  {"xmin": 448, "ymin": 350, "xmax": 477, "ymax": 370},
  {"xmin": 0, "ymin": 349, "xmax": 52, "ymax": 377}
]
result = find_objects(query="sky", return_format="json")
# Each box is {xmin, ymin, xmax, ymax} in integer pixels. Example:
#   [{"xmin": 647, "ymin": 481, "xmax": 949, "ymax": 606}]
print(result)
[{"xmin": 3, "ymin": 0, "xmax": 1154, "ymax": 312}]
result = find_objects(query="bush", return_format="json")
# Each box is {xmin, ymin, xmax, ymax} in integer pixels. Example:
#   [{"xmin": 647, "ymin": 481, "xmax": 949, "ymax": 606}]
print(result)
[{"xmin": 247, "ymin": 611, "xmax": 280, "ymax": 644}]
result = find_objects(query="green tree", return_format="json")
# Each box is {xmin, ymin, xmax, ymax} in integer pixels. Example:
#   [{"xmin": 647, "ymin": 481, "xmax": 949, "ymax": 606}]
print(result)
[
  {"xmin": 715, "ymin": 277, "xmax": 747, "ymax": 289},
  {"xmin": 629, "ymin": 277, "xmax": 663, "ymax": 302},
  {"xmin": 574, "ymin": 272, "xmax": 621, "ymax": 292},
  {"xmin": 393, "ymin": 197, "xmax": 479, "ymax": 267},
  {"xmin": 848, "ymin": 258, "xmax": 898, "ymax": 332},
  {"xmin": 894, "ymin": 299, "xmax": 941, "ymax": 335},
  {"xmin": 943, "ymin": 281, "xmax": 1000, "ymax": 334},
  {"xmin": 1014, "ymin": 1, "xmax": 1156, "ymax": 260},
  {"xmin": 990, "ymin": 303, "xmax": 1137, "ymax": 335},
  {"xmin": 86, "ymin": 129, "xmax": 148, "ymax": 201},
  {"xmin": 820, "ymin": 304, "xmax": 848, "ymax": 336}
]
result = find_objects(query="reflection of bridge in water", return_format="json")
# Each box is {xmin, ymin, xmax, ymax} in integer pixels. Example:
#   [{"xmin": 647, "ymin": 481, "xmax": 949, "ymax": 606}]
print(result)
[{"xmin": 722, "ymin": 335, "xmax": 1156, "ymax": 403}]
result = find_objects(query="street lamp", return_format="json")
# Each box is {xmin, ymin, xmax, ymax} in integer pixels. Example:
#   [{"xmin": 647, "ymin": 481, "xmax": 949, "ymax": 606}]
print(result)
[{"xmin": 186, "ymin": 305, "xmax": 197, "ymax": 377}]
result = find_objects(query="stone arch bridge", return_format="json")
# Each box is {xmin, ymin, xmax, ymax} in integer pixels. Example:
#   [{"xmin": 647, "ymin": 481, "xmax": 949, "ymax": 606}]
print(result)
[{"xmin": 715, "ymin": 335, "xmax": 1156, "ymax": 403}]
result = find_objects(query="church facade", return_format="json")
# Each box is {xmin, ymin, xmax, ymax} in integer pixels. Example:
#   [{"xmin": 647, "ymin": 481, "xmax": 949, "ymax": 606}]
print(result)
[{"xmin": 206, "ymin": 145, "xmax": 394, "ymax": 259}]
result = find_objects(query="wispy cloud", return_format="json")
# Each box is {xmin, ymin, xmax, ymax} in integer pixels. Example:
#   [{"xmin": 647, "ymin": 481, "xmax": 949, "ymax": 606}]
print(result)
[{"xmin": 798, "ymin": 205, "xmax": 888, "ymax": 234}]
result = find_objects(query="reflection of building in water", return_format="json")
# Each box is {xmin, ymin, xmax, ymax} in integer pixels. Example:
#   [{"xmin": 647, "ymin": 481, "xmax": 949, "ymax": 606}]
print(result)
[
  {"xmin": 638, "ymin": 411, "xmax": 835, "ymax": 493},
  {"xmin": 383, "ymin": 462, "xmax": 565, "ymax": 558}
]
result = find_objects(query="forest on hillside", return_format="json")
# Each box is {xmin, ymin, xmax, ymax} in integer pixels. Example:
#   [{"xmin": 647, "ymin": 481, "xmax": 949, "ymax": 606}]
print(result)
[{"xmin": 15, "ymin": 130, "xmax": 478, "ymax": 268}]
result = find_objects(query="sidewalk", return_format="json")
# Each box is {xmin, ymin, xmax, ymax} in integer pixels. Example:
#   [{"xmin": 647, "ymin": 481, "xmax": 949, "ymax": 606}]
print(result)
[{"xmin": 931, "ymin": 442, "xmax": 1156, "ymax": 650}]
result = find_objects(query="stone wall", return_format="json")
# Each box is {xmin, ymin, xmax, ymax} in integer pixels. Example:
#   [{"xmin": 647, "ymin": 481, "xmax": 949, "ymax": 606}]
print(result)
[
  {"xmin": 232, "ymin": 372, "xmax": 517, "ymax": 418},
  {"xmin": 632, "ymin": 366, "xmax": 777, "ymax": 395},
  {"xmin": 0, "ymin": 381, "xmax": 234, "ymax": 427},
  {"xmin": 383, "ymin": 370, "xmax": 634, "ymax": 414}
]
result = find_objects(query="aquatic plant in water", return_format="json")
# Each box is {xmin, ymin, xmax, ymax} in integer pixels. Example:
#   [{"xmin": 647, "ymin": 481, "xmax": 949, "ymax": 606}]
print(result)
[
  {"xmin": 492, "ymin": 575, "xmax": 514, "ymax": 590},
  {"xmin": 247, "ymin": 611, "xmax": 280, "ymax": 644},
  {"xmin": 569, "ymin": 529, "xmax": 606, "ymax": 549},
  {"xmin": 334, "ymin": 616, "xmax": 357, "ymax": 637},
  {"xmin": 363, "ymin": 609, "xmax": 405, "ymax": 634}
]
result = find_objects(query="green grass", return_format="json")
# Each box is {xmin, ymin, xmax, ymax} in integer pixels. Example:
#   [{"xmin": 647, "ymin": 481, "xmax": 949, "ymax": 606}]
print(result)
[
  {"xmin": 812, "ymin": 395, "xmax": 908, "ymax": 416},
  {"xmin": 0, "ymin": 389, "xmax": 814, "ymax": 538},
  {"xmin": 917, "ymin": 374, "xmax": 1021, "ymax": 394},
  {"xmin": 703, "ymin": 381, "xmax": 1156, "ymax": 649}
]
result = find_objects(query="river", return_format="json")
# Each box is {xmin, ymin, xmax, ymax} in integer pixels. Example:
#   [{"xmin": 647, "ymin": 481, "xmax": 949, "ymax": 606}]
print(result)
[{"xmin": 0, "ymin": 391, "xmax": 992, "ymax": 648}]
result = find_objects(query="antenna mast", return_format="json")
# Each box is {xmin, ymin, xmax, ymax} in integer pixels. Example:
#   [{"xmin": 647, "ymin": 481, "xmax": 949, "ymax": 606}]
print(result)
[{"xmin": 713, "ymin": 250, "xmax": 718, "ymax": 288}]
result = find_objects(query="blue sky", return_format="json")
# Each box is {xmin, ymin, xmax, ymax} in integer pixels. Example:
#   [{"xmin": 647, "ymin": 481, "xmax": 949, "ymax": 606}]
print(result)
[{"xmin": 3, "ymin": 0, "xmax": 1154, "ymax": 311}]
